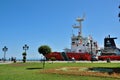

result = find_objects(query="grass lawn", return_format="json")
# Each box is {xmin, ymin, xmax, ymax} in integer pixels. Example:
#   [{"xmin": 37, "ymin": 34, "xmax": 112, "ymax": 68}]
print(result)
[{"xmin": 0, "ymin": 62, "xmax": 120, "ymax": 80}]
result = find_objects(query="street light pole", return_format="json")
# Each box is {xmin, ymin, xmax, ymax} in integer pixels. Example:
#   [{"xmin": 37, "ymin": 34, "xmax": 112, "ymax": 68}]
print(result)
[
  {"xmin": 90, "ymin": 40, "xmax": 94, "ymax": 62},
  {"xmin": 118, "ymin": 5, "xmax": 120, "ymax": 21},
  {"xmin": 22, "ymin": 44, "xmax": 29, "ymax": 63},
  {"xmin": 23, "ymin": 44, "xmax": 29, "ymax": 53},
  {"xmin": 2, "ymin": 46, "xmax": 8, "ymax": 62},
  {"xmin": 90, "ymin": 40, "xmax": 93, "ymax": 55}
]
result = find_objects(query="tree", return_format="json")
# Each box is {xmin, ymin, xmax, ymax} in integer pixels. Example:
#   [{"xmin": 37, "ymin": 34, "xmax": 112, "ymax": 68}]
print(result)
[
  {"xmin": 22, "ymin": 52, "xmax": 27, "ymax": 63},
  {"xmin": 38, "ymin": 45, "xmax": 52, "ymax": 68},
  {"xmin": 38, "ymin": 45, "xmax": 51, "ymax": 56}
]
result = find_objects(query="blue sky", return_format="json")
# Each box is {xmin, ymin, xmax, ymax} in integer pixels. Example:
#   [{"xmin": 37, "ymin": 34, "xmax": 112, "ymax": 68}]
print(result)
[{"xmin": 0, "ymin": 0, "xmax": 120, "ymax": 59}]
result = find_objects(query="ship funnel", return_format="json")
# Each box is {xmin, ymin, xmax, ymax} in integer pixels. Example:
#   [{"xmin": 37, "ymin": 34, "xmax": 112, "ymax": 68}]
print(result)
[{"xmin": 104, "ymin": 35, "xmax": 117, "ymax": 48}]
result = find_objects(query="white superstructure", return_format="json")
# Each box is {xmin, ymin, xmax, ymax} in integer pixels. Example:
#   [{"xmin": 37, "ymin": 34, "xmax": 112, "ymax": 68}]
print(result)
[{"xmin": 65, "ymin": 17, "xmax": 98, "ymax": 54}]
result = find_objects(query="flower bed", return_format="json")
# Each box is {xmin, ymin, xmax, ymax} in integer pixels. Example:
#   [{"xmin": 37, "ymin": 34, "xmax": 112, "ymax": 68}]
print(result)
[{"xmin": 98, "ymin": 55, "xmax": 120, "ymax": 60}]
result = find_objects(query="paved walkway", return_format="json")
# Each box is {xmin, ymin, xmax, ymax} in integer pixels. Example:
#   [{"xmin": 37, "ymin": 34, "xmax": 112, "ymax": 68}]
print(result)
[
  {"xmin": 0, "ymin": 61, "xmax": 120, "ymax": 64},
  {"xmin": 49, "ymin": 61, "xmax": 120, "ymax": 63},
  {"xmin": 0, "ymin": 61, "xmax": 12, "ymax": 64}
]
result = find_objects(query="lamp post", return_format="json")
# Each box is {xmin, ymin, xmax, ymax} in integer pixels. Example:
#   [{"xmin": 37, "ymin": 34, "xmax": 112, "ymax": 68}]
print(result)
[
  {"xmin": 90, "ymin": 40, "xmax": 94, "ymax": 62},
  {"xmin": 23, "ymin": 44, "xmax": 29, "ymax": 53},
  {"xmin": 90, "ymin": 40, "xmax": 93, "ymax": 55},
  {"xmin": 2, "ymin": 46, "xmax": 8, "ymax": 62},
  {"xmin": 22, "ymin": 44, "xmax": 29, "ymax": 63},
  {"xmin": 118, "ymin": 5, "xmax": 120, "ymax": 21}
]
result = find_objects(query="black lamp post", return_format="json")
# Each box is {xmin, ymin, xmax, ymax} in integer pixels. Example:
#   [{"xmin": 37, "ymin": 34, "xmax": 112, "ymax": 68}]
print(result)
[
  {"xmin": 22, "ymin": 44, "xmax": 29, "ymax": 63},
  {"xmin": 90, "ymin": 40, "xmax": 94, "ymax": 62},
  {"xmin": 23, "ymin": 44, "xmax": 29, "ymax": 53},
  {"xmin": 118, "ymin": 13, "xmax": 120, "ymax": 22},
  {"xmin": 2, "ymin": 46, "xmax": 8, "ymax": 62},
  {"xmin": 118, "ymin": 5, "xmax": 120, "ymax": 21},
  {"xmin": 90, "ymin": 40, "xmax": 93, "ymax": 55}
]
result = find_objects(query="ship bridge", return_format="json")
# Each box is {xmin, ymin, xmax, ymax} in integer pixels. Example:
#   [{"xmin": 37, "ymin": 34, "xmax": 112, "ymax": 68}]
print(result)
[{"xmin": 70, "ymin": 17, "xmax": 98, "ymax": 54}]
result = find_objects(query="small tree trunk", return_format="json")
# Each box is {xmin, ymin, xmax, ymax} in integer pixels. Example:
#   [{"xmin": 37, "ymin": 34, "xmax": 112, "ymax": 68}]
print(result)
[
  {"xmin": 42, "ymin": 56, "xmax": 46, "ymax": 69},
  {"xmin": 43, "ymin": 60, "xmax": 45, "ymax": 69}
]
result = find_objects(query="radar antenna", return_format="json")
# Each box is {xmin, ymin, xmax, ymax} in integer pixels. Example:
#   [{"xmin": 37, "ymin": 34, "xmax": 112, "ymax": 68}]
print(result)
[{"xmin": 72, "ymin": 15, "xmax": 85, "ymax": 36}]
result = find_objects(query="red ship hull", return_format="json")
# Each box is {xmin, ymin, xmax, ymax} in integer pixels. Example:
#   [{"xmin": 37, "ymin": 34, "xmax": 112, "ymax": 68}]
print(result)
[{"xmin": 46, "ymin": 52, "xmax": 91, "ymax": 61}]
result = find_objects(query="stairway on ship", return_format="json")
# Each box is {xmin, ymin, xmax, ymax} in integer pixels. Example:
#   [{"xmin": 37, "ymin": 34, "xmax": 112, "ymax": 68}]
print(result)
[{"xmin": 61, "ymin": 52, "xmax": 69, "ymax": 61}]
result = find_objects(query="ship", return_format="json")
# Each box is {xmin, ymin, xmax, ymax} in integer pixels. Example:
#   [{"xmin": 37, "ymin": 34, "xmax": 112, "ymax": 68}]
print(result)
[
  {"xmin": 46, "ymin": 17, "xmax": 120, "ymax": 61},
  {"xmin": 98, "ymin": 35, "xmax": 120, "ymax": 60},
  {"xmin": 46, "ymin": 16, "xmax": 98, "ymax": 61}
]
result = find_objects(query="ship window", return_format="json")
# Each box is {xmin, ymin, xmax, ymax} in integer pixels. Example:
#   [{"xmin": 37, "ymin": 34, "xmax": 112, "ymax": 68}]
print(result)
[
  {"xmin": 72, "ymin": 42, "xmax": 75, "ymax": 45},
  {"xmin": 106, "ymin": 40, "xmax": 111, "ymax": 47},
  {"xmin": 79, "ymin": 50, "xmax": 81, "ymax": 52},
  {"xmin": 86, "ymin": 43, "xmax": 89, "ymax": 46},
  {"xmin": 83, "ymin": 44, "xmax": 85, "ymax": 46},
  {"xmin": 72, "ymin": 42, "xmax": 75, "ymax": 44}
]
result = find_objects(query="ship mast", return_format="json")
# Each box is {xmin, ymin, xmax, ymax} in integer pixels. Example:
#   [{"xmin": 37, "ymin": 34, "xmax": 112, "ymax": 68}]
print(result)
[{"xmin": 72, "ymin": 17, "xmax": 84, "ymax": 36}]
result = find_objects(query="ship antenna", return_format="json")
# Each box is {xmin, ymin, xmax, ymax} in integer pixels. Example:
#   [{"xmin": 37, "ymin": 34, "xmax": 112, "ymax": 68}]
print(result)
[
  {"xmin": 77, "ymin": 16, "xmax": 85, "ymax": 35},
  {"xmin": 72, "ymin": 15, "xmax": 85, "ymax": 36}
]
